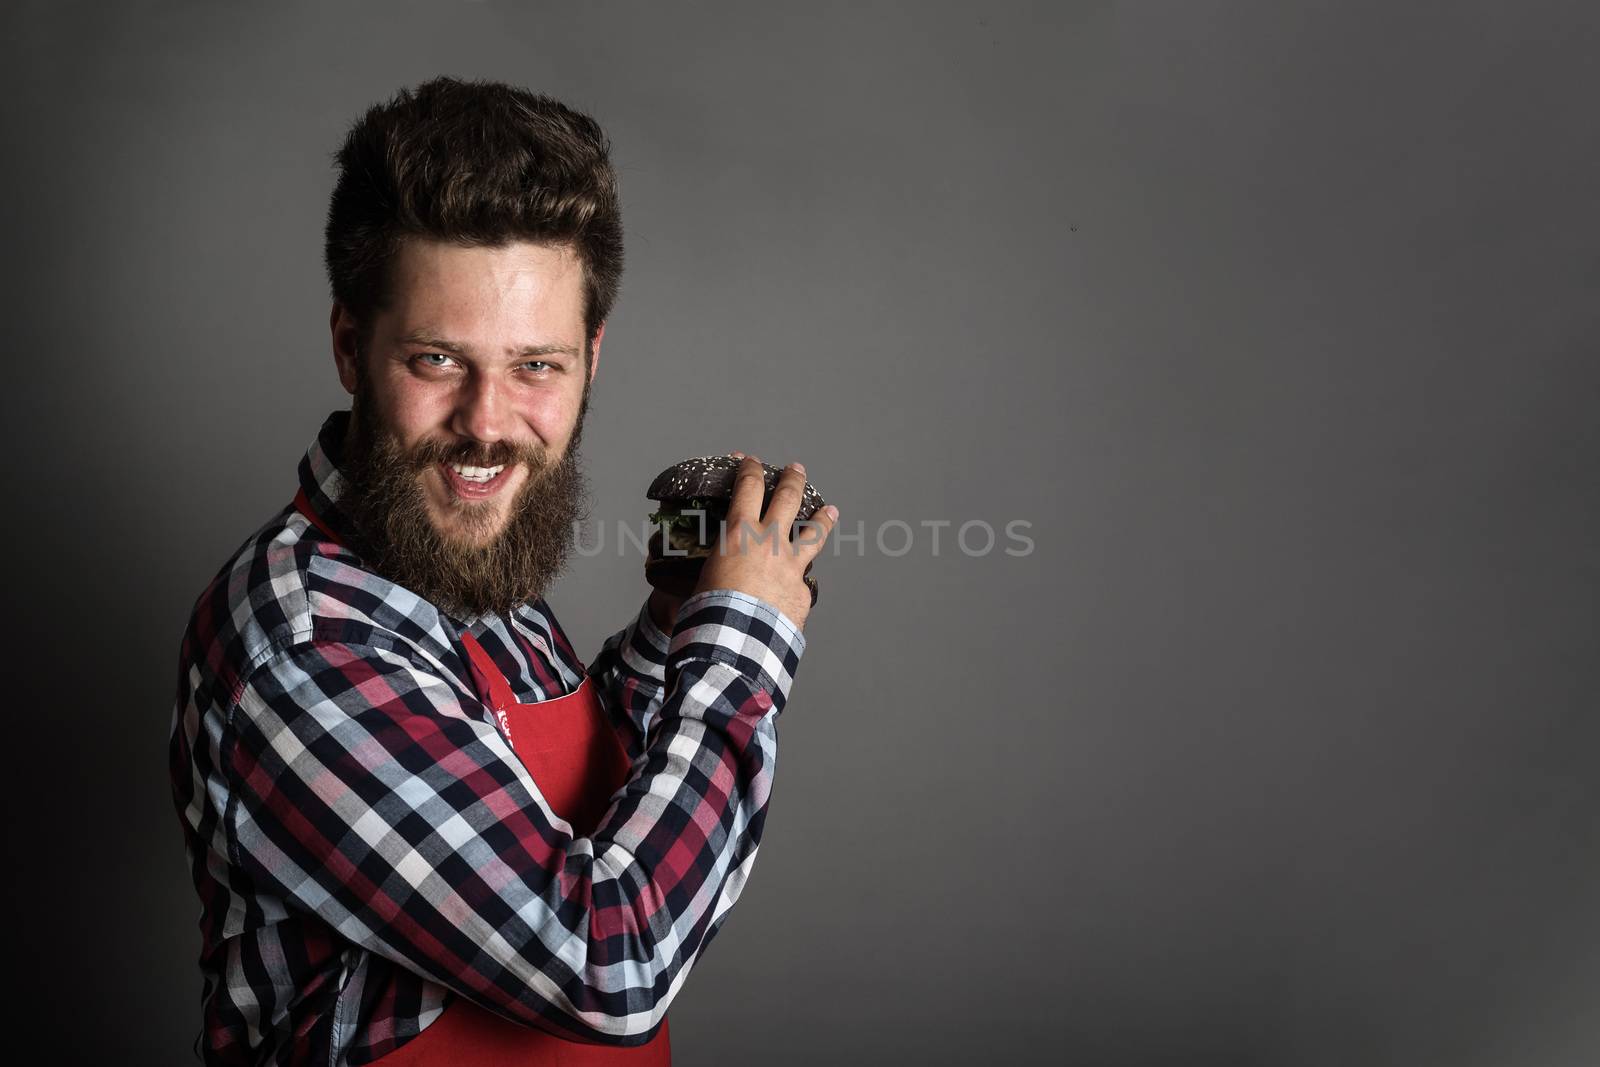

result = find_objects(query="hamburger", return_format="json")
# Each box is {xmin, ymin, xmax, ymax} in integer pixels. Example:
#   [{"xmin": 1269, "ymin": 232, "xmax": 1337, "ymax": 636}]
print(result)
[{"xmin": 645, "ymin": 455, "xmax": 826, "ymax": 606}]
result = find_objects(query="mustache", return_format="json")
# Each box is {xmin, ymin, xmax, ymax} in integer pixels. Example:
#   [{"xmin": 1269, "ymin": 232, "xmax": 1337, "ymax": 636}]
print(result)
[{"xmin": 402, "ymin": 437, "xmax": 548, "ymax": 471}]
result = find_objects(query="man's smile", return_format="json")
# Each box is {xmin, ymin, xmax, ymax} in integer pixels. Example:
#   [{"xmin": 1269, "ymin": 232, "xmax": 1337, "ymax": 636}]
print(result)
[{"xmin": 440, "ymin": 459, "xmax": 517, "ymax": 500}]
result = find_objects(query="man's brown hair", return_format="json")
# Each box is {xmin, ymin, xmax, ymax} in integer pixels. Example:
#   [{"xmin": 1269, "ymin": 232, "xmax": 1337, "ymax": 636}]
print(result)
[{"xmin": 325, "ymin": 76, "xmax": 623, "ymax": 348}]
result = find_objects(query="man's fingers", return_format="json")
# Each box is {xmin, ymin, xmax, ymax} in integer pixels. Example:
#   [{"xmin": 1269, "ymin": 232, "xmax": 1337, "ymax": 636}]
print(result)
[
  {"xmin": 791, "ymin": 502, "xmax": 838, "ymax": 563},
  {"xmin": 722, "ymin": 456, "xmax": 834, "ymax": 579},
  {"xmin": 724, "ymin": 455, "xmax": 769, "ymax": 528},
  {"xmin": 763, "ymin": 463, "xmax": 809, "ymax": 534}
]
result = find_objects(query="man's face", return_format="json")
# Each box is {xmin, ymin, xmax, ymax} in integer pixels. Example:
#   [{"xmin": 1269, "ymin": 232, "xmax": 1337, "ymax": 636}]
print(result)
[{"xmin": 331, "ymin": 238, "xmax": 601, "ymax": 616}]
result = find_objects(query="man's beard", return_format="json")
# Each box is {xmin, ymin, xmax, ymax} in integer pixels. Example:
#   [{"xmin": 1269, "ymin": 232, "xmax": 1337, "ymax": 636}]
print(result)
[{"xmin": 341, "ymin": 378, "xmax": 591, "ymax": 620}]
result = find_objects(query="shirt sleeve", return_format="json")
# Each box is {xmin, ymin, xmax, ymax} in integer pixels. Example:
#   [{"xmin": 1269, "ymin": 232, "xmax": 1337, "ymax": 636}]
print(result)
[
  {"xmin": 225, "ymin": 589, "xmax": 805, "ymax": 1045},
  {"xmin": 586, "ymin": 596, "xmax": 673, "ymax": 764}
]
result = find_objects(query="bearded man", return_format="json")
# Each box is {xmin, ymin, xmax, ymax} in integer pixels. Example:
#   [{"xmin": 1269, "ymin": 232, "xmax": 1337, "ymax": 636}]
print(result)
[{"xmin": 168, "ymin": 77, "xmax": 835, "ymax": 1066}]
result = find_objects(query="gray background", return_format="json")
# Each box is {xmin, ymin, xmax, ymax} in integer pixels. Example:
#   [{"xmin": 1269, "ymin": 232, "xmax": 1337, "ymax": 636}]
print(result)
[{"xmin": 5, "ymin": 2, "xmax": 1597, "ymax": 1064}]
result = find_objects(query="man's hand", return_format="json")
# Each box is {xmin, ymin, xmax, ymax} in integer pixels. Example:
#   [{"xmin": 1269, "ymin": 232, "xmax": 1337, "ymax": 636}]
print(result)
[{"xmin": 696, "ymin": 456, "xmax": 838, "ymax": 630}]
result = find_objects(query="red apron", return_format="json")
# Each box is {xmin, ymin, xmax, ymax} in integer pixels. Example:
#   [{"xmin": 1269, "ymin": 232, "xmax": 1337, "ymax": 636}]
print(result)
[{"xmin": 292, "ymin": 490, "xmax": 672, "ymax": 1065}]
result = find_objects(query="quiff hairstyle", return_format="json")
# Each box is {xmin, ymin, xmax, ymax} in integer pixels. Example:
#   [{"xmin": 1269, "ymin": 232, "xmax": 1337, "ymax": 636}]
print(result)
[{"xmin": 324, "ymin": 76, "xmax": 623, "ymax": 351}]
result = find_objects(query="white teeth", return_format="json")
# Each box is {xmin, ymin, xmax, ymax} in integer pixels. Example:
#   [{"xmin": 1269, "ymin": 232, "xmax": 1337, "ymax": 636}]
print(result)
[{"xmin": 449, "ymin": 463, "xmax": 505, "ymax": 482}]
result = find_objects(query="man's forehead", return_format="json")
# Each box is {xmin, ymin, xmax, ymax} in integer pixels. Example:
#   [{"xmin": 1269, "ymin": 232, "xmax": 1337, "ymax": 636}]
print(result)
[{"xmin": 381, "ymin": 237, "xmax": 589, "ymax": 353}]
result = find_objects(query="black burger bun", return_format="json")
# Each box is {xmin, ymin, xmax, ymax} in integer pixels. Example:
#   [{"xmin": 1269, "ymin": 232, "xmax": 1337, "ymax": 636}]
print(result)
[{"xmin": 647, "ymin": 454, "xmax": 826, "ymax": 520}]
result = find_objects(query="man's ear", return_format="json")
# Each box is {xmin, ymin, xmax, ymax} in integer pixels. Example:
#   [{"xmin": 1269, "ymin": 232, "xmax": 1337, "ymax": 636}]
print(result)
[
  {"xmin": 587, "ymin": 322, "xmax": 605, "ymax": 386},
  {"xmin": 330, "ymin": 303, "xmax": 361, "ymax": 396}
]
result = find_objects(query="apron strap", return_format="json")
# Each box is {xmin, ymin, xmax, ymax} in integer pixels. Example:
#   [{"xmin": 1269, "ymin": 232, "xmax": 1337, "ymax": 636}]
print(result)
[
  {"xmin": 292, "ymin": 488, "xmax": 347, "ymax": 546},
  {"xmin": 458, "ymin": 631, "xmax": 521, "ymax": 713}
]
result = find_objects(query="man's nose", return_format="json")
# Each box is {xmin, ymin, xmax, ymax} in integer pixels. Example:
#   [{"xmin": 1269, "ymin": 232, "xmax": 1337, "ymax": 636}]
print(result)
[{"xmin": 450, "ymin": 373, "xmax": 505, "ymax": 443}]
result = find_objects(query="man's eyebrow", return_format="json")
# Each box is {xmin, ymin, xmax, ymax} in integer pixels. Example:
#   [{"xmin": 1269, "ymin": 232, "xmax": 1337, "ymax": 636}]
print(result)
[
  {"xmin": 397, "ymin": 330, "xmax": 467, "ymax": 353},
  {"xmin": 515, "ymin": 341, "xmax": 582, "ymax": 357},
  {"xmin": 397, "ymin": 330, "xmax": 581, "ymax": 358}
]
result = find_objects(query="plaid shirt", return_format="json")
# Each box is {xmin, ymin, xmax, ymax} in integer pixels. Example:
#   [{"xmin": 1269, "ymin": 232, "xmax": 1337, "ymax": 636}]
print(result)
[{"xmin": 169, "ymin": 411, "xmax": 805, "ymax": 1065}]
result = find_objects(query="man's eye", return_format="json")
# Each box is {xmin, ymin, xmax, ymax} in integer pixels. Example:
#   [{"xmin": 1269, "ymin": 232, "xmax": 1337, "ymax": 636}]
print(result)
[
  {"xmin": 416, "ymin": 352, "xmax": 454, "ymax": 368},
  {"xmin": 520, "ymin": 361, "xmax": 552, "ymax": 373}
]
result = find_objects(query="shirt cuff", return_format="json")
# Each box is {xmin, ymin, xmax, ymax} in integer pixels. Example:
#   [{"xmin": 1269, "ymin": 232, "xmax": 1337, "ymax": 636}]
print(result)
[{"xmin": 667, "ymin": 589, "xmax": 806, "ymax": 710}]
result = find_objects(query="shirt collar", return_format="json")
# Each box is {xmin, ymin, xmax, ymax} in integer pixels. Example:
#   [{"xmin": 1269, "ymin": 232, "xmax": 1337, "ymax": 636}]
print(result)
[{"xmin": 296, "ymin": 410, "xmax": 364, "ymax": 550}]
